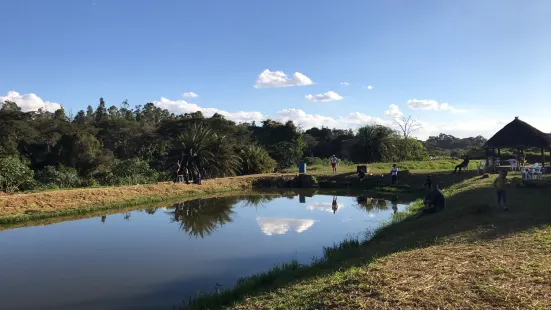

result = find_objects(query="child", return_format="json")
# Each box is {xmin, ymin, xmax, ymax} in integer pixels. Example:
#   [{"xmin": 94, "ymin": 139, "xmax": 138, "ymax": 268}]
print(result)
[
  {"xmin": 493, "ymin": 170, "xmax": 509, "ymax": 211},
  {"xmin": 331, "ymin": 155, "xmax": 338, "ymax": 173},
  {"xmin": 390, "ymin": 164, "xmax": 398, "ymax": 185}
]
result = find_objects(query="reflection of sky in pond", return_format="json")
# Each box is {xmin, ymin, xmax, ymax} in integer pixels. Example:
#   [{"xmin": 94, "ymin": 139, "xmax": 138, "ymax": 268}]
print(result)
[
  {"xmin": 0, "ymin": 193, "xmax": 411, "ymax": 310},
  {"xmin": 307, "ymin": 202, "xmax": 344, "ymax": 213},
  {"xmin": 257, "ymin": 217, "xmax": 316, "ymax": 235}
]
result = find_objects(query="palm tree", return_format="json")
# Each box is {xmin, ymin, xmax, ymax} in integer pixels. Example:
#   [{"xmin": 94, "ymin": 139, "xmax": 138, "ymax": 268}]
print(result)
[
  {"xmin": 177, "ymin": 123, "xmax": 241, "ymax": 178},
  {"xmin": 351, "ymin": 125, "xmax": 398, "ymax": 163},
  {"xmin": 165, "ymin": 197, "xmax": 237, "ymax": 238},
  {"xmin": 239, "ymin": 144, "xmax": 276, "ymax": 174}
]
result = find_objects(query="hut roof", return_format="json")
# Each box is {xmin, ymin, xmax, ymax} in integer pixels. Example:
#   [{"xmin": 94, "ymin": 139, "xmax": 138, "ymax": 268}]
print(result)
[{"xmin": 484, "ymin": 117, "xmax": 551, "ymax": 149}]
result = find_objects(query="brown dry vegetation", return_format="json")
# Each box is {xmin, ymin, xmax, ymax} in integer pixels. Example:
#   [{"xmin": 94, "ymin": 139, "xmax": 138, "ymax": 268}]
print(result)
[{"xmin": 0, "ymin": 174, "xmax": 290, "ymax": 221}]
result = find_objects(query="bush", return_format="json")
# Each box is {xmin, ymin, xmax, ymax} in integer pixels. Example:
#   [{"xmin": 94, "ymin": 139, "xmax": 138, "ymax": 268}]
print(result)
[
  {"xmin": 101, "ymin": 158, "xmax": 158, "ymax": 186},
  {"xmin": 36, "ymin": 165, "xmax": 82, "ymax": 188},
  {"xmin": 271, "ymin": 141, "xmax": 303, "ymax": 170},
  {"xmin": 239, "ymin": 145, "xmax": 277, "ymax": 175},
  {"xmin": 0, "ymin": 156, "xmax": 35, "ymax": 192}
]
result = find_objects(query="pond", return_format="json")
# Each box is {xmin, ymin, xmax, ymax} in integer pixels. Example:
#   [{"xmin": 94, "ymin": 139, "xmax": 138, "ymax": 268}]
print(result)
[{"xmin": 0, "ymin": 191, "xmax": 412, "ymax": 310}]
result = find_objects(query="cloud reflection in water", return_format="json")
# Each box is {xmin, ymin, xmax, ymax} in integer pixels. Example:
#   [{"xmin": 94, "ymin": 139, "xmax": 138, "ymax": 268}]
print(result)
[{"xmin": 256, "ymin": 217, "xmax": 316, "ymax": 236}]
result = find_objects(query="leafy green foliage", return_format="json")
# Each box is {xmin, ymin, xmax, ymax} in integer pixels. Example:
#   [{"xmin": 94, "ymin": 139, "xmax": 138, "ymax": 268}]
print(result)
[
  {"xmin": 394, "ymin": 138, "xmax": 428, "ymax": 161},
  {"xmin": 239, "ymin": 145, "xmax": 277, "ymax": 174},
  {"xmin": 271, "ymin": 141, "xmax": 302, "ymax": 170},
  {"xmin": 177, "ymin": 123, "xmax": 241, "ymax": 178},
  {"xmin": 348, "ymin": 125, "xmax": 398, "ymax": 163},
  {"xmin": 1, "ymin": 97, "xmax": 505, "ymax": 192},
  {"xmin": 35, "ymin": 166, "xmax": 81, "ymax": 188},
  {"xmin": 0, "ymin": 156, "xmax": 35, "ymax": 192},
  {"xmin": 101, "ymin": 158, "xmax": 159, "ymax": 186}
]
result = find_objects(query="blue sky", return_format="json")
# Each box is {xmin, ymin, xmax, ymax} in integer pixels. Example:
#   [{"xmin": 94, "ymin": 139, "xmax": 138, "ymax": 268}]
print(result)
[{"xmin": 1, "ymin": 0, "xmax": 550, "ymax": 139}]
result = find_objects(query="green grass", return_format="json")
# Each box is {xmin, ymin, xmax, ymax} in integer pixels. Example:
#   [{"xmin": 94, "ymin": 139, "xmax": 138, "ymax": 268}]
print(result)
[
  {"xmin": 283, "ymin": 159, "xmax": 462, "ymax": 175},
  {"xmin": 180, "ymin": 173, "xmax": 551, "ymax": 310}
]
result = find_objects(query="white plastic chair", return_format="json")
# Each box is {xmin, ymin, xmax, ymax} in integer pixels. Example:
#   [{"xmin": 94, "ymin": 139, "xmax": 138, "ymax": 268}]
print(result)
[{"xmin": 532, "ymin": 166, "xmax": 543, "ymax": 180}]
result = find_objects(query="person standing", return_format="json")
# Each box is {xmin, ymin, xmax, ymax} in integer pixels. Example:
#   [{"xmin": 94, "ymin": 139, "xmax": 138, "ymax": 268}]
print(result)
[
  {"xmin": 390, "ymin": 164, "xmax": 398, "ymax": 185},
  {"xmin": 493, "ymin": 170, "xmax": 509, "ymax": 211},
  {"xmin": 331, "ymin": 155, "xmax": 338, "ymax": 173}
]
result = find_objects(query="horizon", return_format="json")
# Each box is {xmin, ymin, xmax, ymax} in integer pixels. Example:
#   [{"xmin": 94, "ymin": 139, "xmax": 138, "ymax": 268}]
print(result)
[{"xmin": 2, "ymin": 0, "xmax": 550, "ymax": 140}]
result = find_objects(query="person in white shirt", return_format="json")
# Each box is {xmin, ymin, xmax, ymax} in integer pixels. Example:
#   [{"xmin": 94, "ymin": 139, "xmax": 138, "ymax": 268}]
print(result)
[
  {"xmin": 331, "ymin": 155, "xmax": 338, "ymax": 173},
  {"xmin": 391, "ymin": 164, "xmax": 398, "ymax": 185}
]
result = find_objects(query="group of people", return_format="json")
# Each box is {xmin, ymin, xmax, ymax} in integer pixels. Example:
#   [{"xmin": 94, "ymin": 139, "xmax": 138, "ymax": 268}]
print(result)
[
  {"xmin": 175, "ymin": 160, "xmax": 202, "ymax": 185},
  {"xmin": 331, "ymin": 155, "xmax": 511, "ymax": 212}
]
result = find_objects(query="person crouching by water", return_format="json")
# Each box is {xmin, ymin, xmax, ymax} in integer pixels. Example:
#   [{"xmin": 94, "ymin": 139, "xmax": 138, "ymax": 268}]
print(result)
[
  {"xmin": 494, "ymin": 170, "xmax": 509, "ymax": 211},
  {"xmin": 193, "ymin": 172, "xmax": 202, "ymax": 185},
  {"xmin": 424, "ymin": 175, "xmax": 432, "ymax": 189},
  {"xmin": 390, "ymin": 164, "xmax": 398, "ymax": 185},
  {"xmin": 358, "ymin": 168, "xmax": 366, "ymax": 181}
]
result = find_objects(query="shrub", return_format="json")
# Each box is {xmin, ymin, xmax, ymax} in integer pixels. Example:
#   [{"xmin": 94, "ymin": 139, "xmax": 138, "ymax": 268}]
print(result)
[
  {"xmin": 101, "ymin": 158, "xmax": 159, "ymax": 186},
  {"xmin": 239, "ymin": 145, "xmax": 277, "ymax": 175},
  {"xmin": 0, "ymin": 156, "xmax": 35, "ymax": 192},
  {"xmin": 36, "ymin": 165, "xmax": 82, "ymax": 188},
  {"xmin": 271, "ymin": 141, "xmax": 302, "ymax": 170}
]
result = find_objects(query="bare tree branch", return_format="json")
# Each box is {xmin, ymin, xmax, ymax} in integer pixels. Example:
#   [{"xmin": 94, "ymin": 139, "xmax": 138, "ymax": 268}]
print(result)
[{"xmin": 393, "ymin": 115, "xmax": 422, "ymax": 139}]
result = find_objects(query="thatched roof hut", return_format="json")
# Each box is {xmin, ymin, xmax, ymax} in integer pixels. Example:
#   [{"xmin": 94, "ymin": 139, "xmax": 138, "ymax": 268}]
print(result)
[
  {"xmin": 484, "ymin": 117, "xmax": 551, "ymax": 149},
  {"xmin": 484, "ymin": 117, "xmax": 551, "ymax": 168}
]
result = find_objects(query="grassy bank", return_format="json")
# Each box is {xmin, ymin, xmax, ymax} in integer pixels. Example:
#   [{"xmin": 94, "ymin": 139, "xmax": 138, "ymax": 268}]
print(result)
[
  {"xmin": 0, "ymin": 160, "xmax": 463, "ymax": 223},
  {"xmin": 0, "ymin": 174, "xmax": 293, "ymax": 224},
  {"xmin": 284, "ymin": 159, "xmax": 463, "ymax": 174},
  {"xmin": 182, "ymin": 174, "xmax": 551, "ymax": 310}
]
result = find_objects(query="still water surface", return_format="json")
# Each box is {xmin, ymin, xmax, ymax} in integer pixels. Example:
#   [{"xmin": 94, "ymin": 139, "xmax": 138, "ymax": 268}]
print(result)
[{"xmin": 0, "ymin": 192, "xmax": 409, "ymax": 310}]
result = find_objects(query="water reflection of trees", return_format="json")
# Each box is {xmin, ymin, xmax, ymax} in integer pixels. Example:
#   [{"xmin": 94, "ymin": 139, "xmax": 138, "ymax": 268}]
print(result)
[
  {"xmin": 355, "ymin": 196, "xmax": 391, "ymax": 212},
  {"xmin": 240, "ymin": 194, "xmax": 278, "ymax": 208},
  {"xmin": 165, "ymin": 197, "xmax": 238, "ymax": 238},
  {"xmin": 143, "ymin": 208, "xmax": 157, "ymax": 215}
]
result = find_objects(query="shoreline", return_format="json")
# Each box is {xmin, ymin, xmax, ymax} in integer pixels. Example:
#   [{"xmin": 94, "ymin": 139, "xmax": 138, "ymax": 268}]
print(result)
[
  {"xmin": 0, "ymin": 170, "xmax": 475, "ymax": 225},
  {"xmin": 180, "ymin": 174, "xmax": 551, "ymax": 310},
  {"xmin": 0, "ymin": 174, "xmax": 294, "ymax": 224}
]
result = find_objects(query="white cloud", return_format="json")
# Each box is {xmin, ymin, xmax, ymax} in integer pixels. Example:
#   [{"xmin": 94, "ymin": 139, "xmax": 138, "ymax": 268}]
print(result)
[
  {"xmin": 305, "ymin": 91, "xmax": 343, "ymax": 102},
  {"xmin": 307, "ymin": 202, "xmax": 344, "ymax": 213},
  {"xmin": 407, "ymin": 99, "xmax": 464, "ymax": 112},
  {"xmin": 341, "ymin": 82, "xmax": 349, "ymax": 86},
  {"xmin": 152, "ymin": 97, "xmax": 264, "ymax": 123},
  {"xmin": 0, "ymin": 91, "xmax": 62, "ymax": 112},
  {"xmin": 409, "ymin": 118, "xmax": 512, "ymax": 140},
  {"xmin": 367, "ymin": 85, "xmax": 373, "ymax": 90},
  {"xmin": 183, "ymin": 92, "xmax": 199, "ymax": 98},
  {"xmin": 254, "ymin": 69, "xmax": 314, "ymax": 88},
  {"xmin": 275, "ymin": 109, "xmax": 389, "ymax": 130},
  {"xmin": 256, "ymin": 217, "xmax": 316, "ymax": 235},
  {"xmin": 384, "ymin": 104, "xmax": 403, "ymax": 118}
]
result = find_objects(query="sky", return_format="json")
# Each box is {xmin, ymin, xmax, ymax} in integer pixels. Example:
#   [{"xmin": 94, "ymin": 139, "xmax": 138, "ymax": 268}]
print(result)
[{"xmin": 1, "ymin": 0, "xmax": 550, "ymax": 139}]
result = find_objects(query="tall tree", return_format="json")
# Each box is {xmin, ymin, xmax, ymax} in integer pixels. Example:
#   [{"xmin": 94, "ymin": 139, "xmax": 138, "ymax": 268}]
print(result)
[{"xmin": 393, "ymin": 115, "xmax": 422, "ymax": 139}]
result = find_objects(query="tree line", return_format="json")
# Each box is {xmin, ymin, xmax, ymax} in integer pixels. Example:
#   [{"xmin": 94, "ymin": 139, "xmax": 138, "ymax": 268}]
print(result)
[{"xmin": 0, "ymin": 98, "xmax": 486, "ymax": 192}]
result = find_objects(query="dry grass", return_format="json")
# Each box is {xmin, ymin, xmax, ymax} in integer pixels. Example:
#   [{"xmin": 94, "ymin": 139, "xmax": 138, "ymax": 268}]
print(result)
[
  {"xmin": 0, "ymin": 191, "xmax": 251, "ymax": 231},
  {"xmin": 233, "ymin": 230, "xmax": 550, "ymax": 310},
  {"xmin": 0, "ymin": 174, "xmax": 290, "ymax": 221}
]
